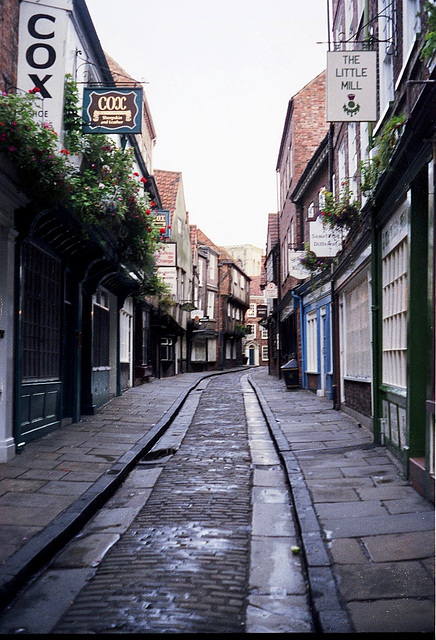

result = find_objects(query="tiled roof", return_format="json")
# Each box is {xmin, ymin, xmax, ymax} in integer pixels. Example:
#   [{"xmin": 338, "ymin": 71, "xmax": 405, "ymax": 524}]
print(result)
[
  {"xmin": 154, "ymin": 170, "xmax": 182, "ymax": 218},
  {"xmin": 267, "ymin": 213, "xmax": 279, "ymax": 246},
  {"xmin": 194, "ymin": 228, "xmax": 240, "ymax": 266},
  {"xmin": 249, "ymin": 274, "xmax": 263, "ymax": 296},
  {"xmin": 260, "ymin": 257, "xmax": 267, "ymax": 287}
]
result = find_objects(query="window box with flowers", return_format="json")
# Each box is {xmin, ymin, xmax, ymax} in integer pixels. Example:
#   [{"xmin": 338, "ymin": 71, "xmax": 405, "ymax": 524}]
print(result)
[
  {"xmin": 320, "ymin": 181, "xmax": 360, "ymax": 230},
  {"xmin": 234, "ymin": 322, "xmax": 251, "ymax": 336}
]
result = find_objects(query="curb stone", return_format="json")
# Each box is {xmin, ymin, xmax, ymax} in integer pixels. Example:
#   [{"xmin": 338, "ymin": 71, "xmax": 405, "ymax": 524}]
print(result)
[{"xmin": 248, "ymin": 373, "xmax": 354, "ymax": 634}]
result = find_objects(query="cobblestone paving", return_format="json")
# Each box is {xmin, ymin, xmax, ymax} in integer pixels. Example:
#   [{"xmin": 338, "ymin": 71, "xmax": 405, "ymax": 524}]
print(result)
[{"xmin": 53, "ymin": 372, "xmax": 252, "ymax": 634}]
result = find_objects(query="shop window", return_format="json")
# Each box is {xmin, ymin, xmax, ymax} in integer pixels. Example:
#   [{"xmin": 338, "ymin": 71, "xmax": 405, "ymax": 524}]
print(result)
[
  {"xmin": 382, "ymin": 238, "xmax": 408, "ymax": 388},
  {"xmin": 22, "ymin": 243, "xmax": 61, "ymax": 380},
  {"xmin": 306, "ymin": 311, "xmax": 318, "ymax": 372},
  {"xmin": 207, "ymin": 338, "xmax": 217, "ymax": 362},
  {"xmin": 344, "ymin": 277, "xmax": 371, "ymax": 379},
  {"xmin": 191, "ymin": 341, "xmax": 206, "ymax": 362},
  {"xmin": 160, "ymin": 337, "xmax": 174, "ymax": 362}
]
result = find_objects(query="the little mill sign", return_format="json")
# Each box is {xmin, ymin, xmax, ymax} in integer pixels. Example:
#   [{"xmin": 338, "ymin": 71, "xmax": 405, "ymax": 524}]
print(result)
[{"xmin": 326, "ymin": 50, "xmax": 377, "ymax": 122}]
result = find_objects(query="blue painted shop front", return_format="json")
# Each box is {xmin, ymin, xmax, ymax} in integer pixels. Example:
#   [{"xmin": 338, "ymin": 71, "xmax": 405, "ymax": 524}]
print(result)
[{"xmin": 296, "ymin": 282, "xmax": 333, "ymax": 400}]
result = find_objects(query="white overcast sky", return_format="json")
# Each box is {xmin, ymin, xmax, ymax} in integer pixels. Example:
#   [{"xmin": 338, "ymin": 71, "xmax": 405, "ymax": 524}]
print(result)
[{"xmin": 85, "ymin": 0, "xmax": 329, "ymax": 250}]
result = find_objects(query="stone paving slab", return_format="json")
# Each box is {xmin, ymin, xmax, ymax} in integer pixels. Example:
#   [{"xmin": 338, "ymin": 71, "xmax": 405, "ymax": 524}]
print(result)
[
  {"xmin": 249, "ymin": 368, "xmax": 435, "ymax": 634},
  {"xmin": 0, "ymin": 365, "xmax": 434, "ymax": 635}
]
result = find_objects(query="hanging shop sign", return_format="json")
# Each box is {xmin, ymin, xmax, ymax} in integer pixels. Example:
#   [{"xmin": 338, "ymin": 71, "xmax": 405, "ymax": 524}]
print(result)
[
  {"xmin": 157, "ymin": 266, "xmax": 177, "ymax": 297},
  {"xmin": 326, "ymin": 51, "xmax": 377, "ymax": 122},
  {"xmin": 264, "ymin": 282, "xmax": 278, "ymax": 299},
  {"xmin": 82, "ymin": 87, "xmax": 143, "ymax": 133},
  {"xmin": 309, "ymin": 217, "xmax": 343, "ymax": 257},
  {"xmin": 17, "ymin": 1, "xmax": 70, "ymax": 136},
  {"xmin": 152, "ymin": 210, "xmax": 171, "ymax": 238},
  {"xmin": 155, "ymin": 242, "xmax": 177, "ymax": 267},
  {"xmin": 289, "ymin": 252, "xmax": 313, "ymax": 279}
]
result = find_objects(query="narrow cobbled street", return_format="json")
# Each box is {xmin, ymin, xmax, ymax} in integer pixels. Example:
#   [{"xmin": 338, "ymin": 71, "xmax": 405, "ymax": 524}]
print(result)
[{"xmin": 0, "ymin": 372, "xmax": 313, "ymax": 634}]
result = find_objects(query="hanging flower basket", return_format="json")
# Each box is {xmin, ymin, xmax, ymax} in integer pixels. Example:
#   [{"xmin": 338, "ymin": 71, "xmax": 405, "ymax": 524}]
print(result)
[
  {"xmin": 300, "ymin": 246, "xmax": 334, "ymax": 274},
  {"xmin": 320, "ymin": 182, "xmax": 360, "ymax": 229}
]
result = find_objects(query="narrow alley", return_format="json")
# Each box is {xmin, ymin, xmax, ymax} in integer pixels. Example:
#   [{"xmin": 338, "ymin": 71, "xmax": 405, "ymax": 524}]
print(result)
[
  {"xmin": 0, "ymin": 368, "xmax": 433, "ymax": 634},
  {"xmin": 0, "ymin": 371, "xmax": 314, "ymax": 634}
]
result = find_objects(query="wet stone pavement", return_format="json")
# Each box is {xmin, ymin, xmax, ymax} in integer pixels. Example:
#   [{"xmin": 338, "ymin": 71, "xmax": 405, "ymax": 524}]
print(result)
[
  {"xmin": 0, "ymin": 371, "xmax": 312, "ymax": 634},
  {"xmin": 55, "ymin": 373, "xmax": 252, "ymax": 633}
]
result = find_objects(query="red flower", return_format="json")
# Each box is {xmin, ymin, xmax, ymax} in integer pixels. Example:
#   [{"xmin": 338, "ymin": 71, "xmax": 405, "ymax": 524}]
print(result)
[
  {"xmin": 29, "ymin": 87, "xmax": 40, "ymax": 94},
  {"xmin": 60, "ymin": 149, "xmax": 70, "ymax": 155},
  {"xmin": 133, "ymin": 172, "xmax": 139, "ymax": 176},
  {"xmin": 140, "ymin": 177, "xmax": 147, "ymax": 184},
  {"xmin": 160, "ymin": 228, "xmax": 166, "ymax": 234}
]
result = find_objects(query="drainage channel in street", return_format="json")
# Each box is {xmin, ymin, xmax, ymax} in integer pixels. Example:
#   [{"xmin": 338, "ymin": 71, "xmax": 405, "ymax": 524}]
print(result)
[
  {"xmin": 0, "ymin": 373, "xmax": 314, "ymax": 634},
  {"xmin": 241, "ymin": 374, "xmax": 314, "ymax": 633}
]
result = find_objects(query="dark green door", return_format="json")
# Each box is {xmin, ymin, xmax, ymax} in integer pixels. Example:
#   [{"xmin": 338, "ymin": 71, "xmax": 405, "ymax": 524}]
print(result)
[{"xmin": 16, "ymin": 242, "xmax": 63, "ymax": 446}]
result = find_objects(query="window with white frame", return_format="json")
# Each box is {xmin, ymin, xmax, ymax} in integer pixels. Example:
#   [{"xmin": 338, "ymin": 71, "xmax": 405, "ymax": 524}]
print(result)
[
  {"xmin": 308, "ymin": 201, "xmax": 315, "ymax": 219},
  {"xmin": 344, "ymin": 277, "xmax": 371, "ymax": 379},
  {"xmin": 360, "ymin": 122, "xmax": 369, "ymax": 159},
  {"xmin": 191, "ymin": 341, "xmax": 206, "ymax": 362},
  {"xmin": 319, "ymin": 188, "xmax": 326, "ymax": 211},
  {"xmin": 207, "ymin": 291, "xmax": 215, "ymax": 319},
  {"xmin": 246, "ymin": 323, "xmax": 256, "ymax": 338},
  {"xmin": 207, "ymin": 338, "xmax": 217, "ymax": 362},
  {"xmin": 379, "ymin": 0, "xmax": 395, "ymax": 112},
  {"xmin": 261, "ymin": 345, "xmax": 269, "ymax": 361},
  {"xmin": 120, "ymin": 298, "xmax": 133, "ymax": 364},
  {"xmin": 306, "ymin": 311, "xmax": 318, "ymax": 372},
  {"xmin": 348, "ymin": 122, "xmax": 358, "ymax": 197},
  {"xmin": 403, "ymin": 0, "xmax": 420, "ymax": 62},
  {"xmin": 287, "ymin": 228, "xmax": 292, "ymax": 273},
  {"xmin": 198, "ymin": 258, "xmax": 204, "ymax": 287},
  {"xmin": 338, "ymin": 138, "xmax": 347, "ymax": 191},
  {"xmin": 382, "ymin": 237, "xmax": 408, "ymax": 388},
  {"xmin": 261, "ymin": 328, "xmax": 268, "ymax": 340},
  {"xmin": 248, "ymin": 302, "xmax": 256, "ymax": 317},
  {"xmin": 160, "ymin": 337, "xmax": 173, "ymax": 361},
  {"xmin": 209, "ymin": 254, "xmax": 216, "ymax": 280}
]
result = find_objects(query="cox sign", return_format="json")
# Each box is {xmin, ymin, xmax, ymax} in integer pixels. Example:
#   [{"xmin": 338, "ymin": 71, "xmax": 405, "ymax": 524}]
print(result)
[
  {"xmin": 82, "ymin": 88, "xmax": 143, "ymax": 134},
  {"xmin": 17, "ymin": 1, "xmax": 70, "ymax": 134}
]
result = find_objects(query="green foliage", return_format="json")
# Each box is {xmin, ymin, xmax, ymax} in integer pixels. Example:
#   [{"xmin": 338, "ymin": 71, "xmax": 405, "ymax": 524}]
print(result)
[
  {"xmin": 0, "ymin": 82, "xmax": 161, "ymax": 287},
  {"xmin": 421, "ymin": 0, "xmax": 436, "ymax": 61},
  {"xmin": 0, "ymin": 89, "xmax": 74, "ymax": 203},
  {"xmin": 63, "ymin": 75, "xmax": 83, "ymax": 153},
  {"xmin": 300, "ymin": 243, "xmax": 335, "ymax": 274},
  {"xmin": 359, "ymin": 113, "xmax": 406, "ymax": 201},
  {"xmin": 320, "ymin": 181, "xmax": 360, "ymax": 229},
  {"xmin": 235, "ymin": 322, "xmax": 251, "ymax": 336}
]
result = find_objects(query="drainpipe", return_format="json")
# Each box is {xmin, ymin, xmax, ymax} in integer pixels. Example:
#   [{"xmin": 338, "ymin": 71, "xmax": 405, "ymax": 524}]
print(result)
[{"xmin": 330, "ymin": 265, "xmax": 339, "ymax": 410}]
